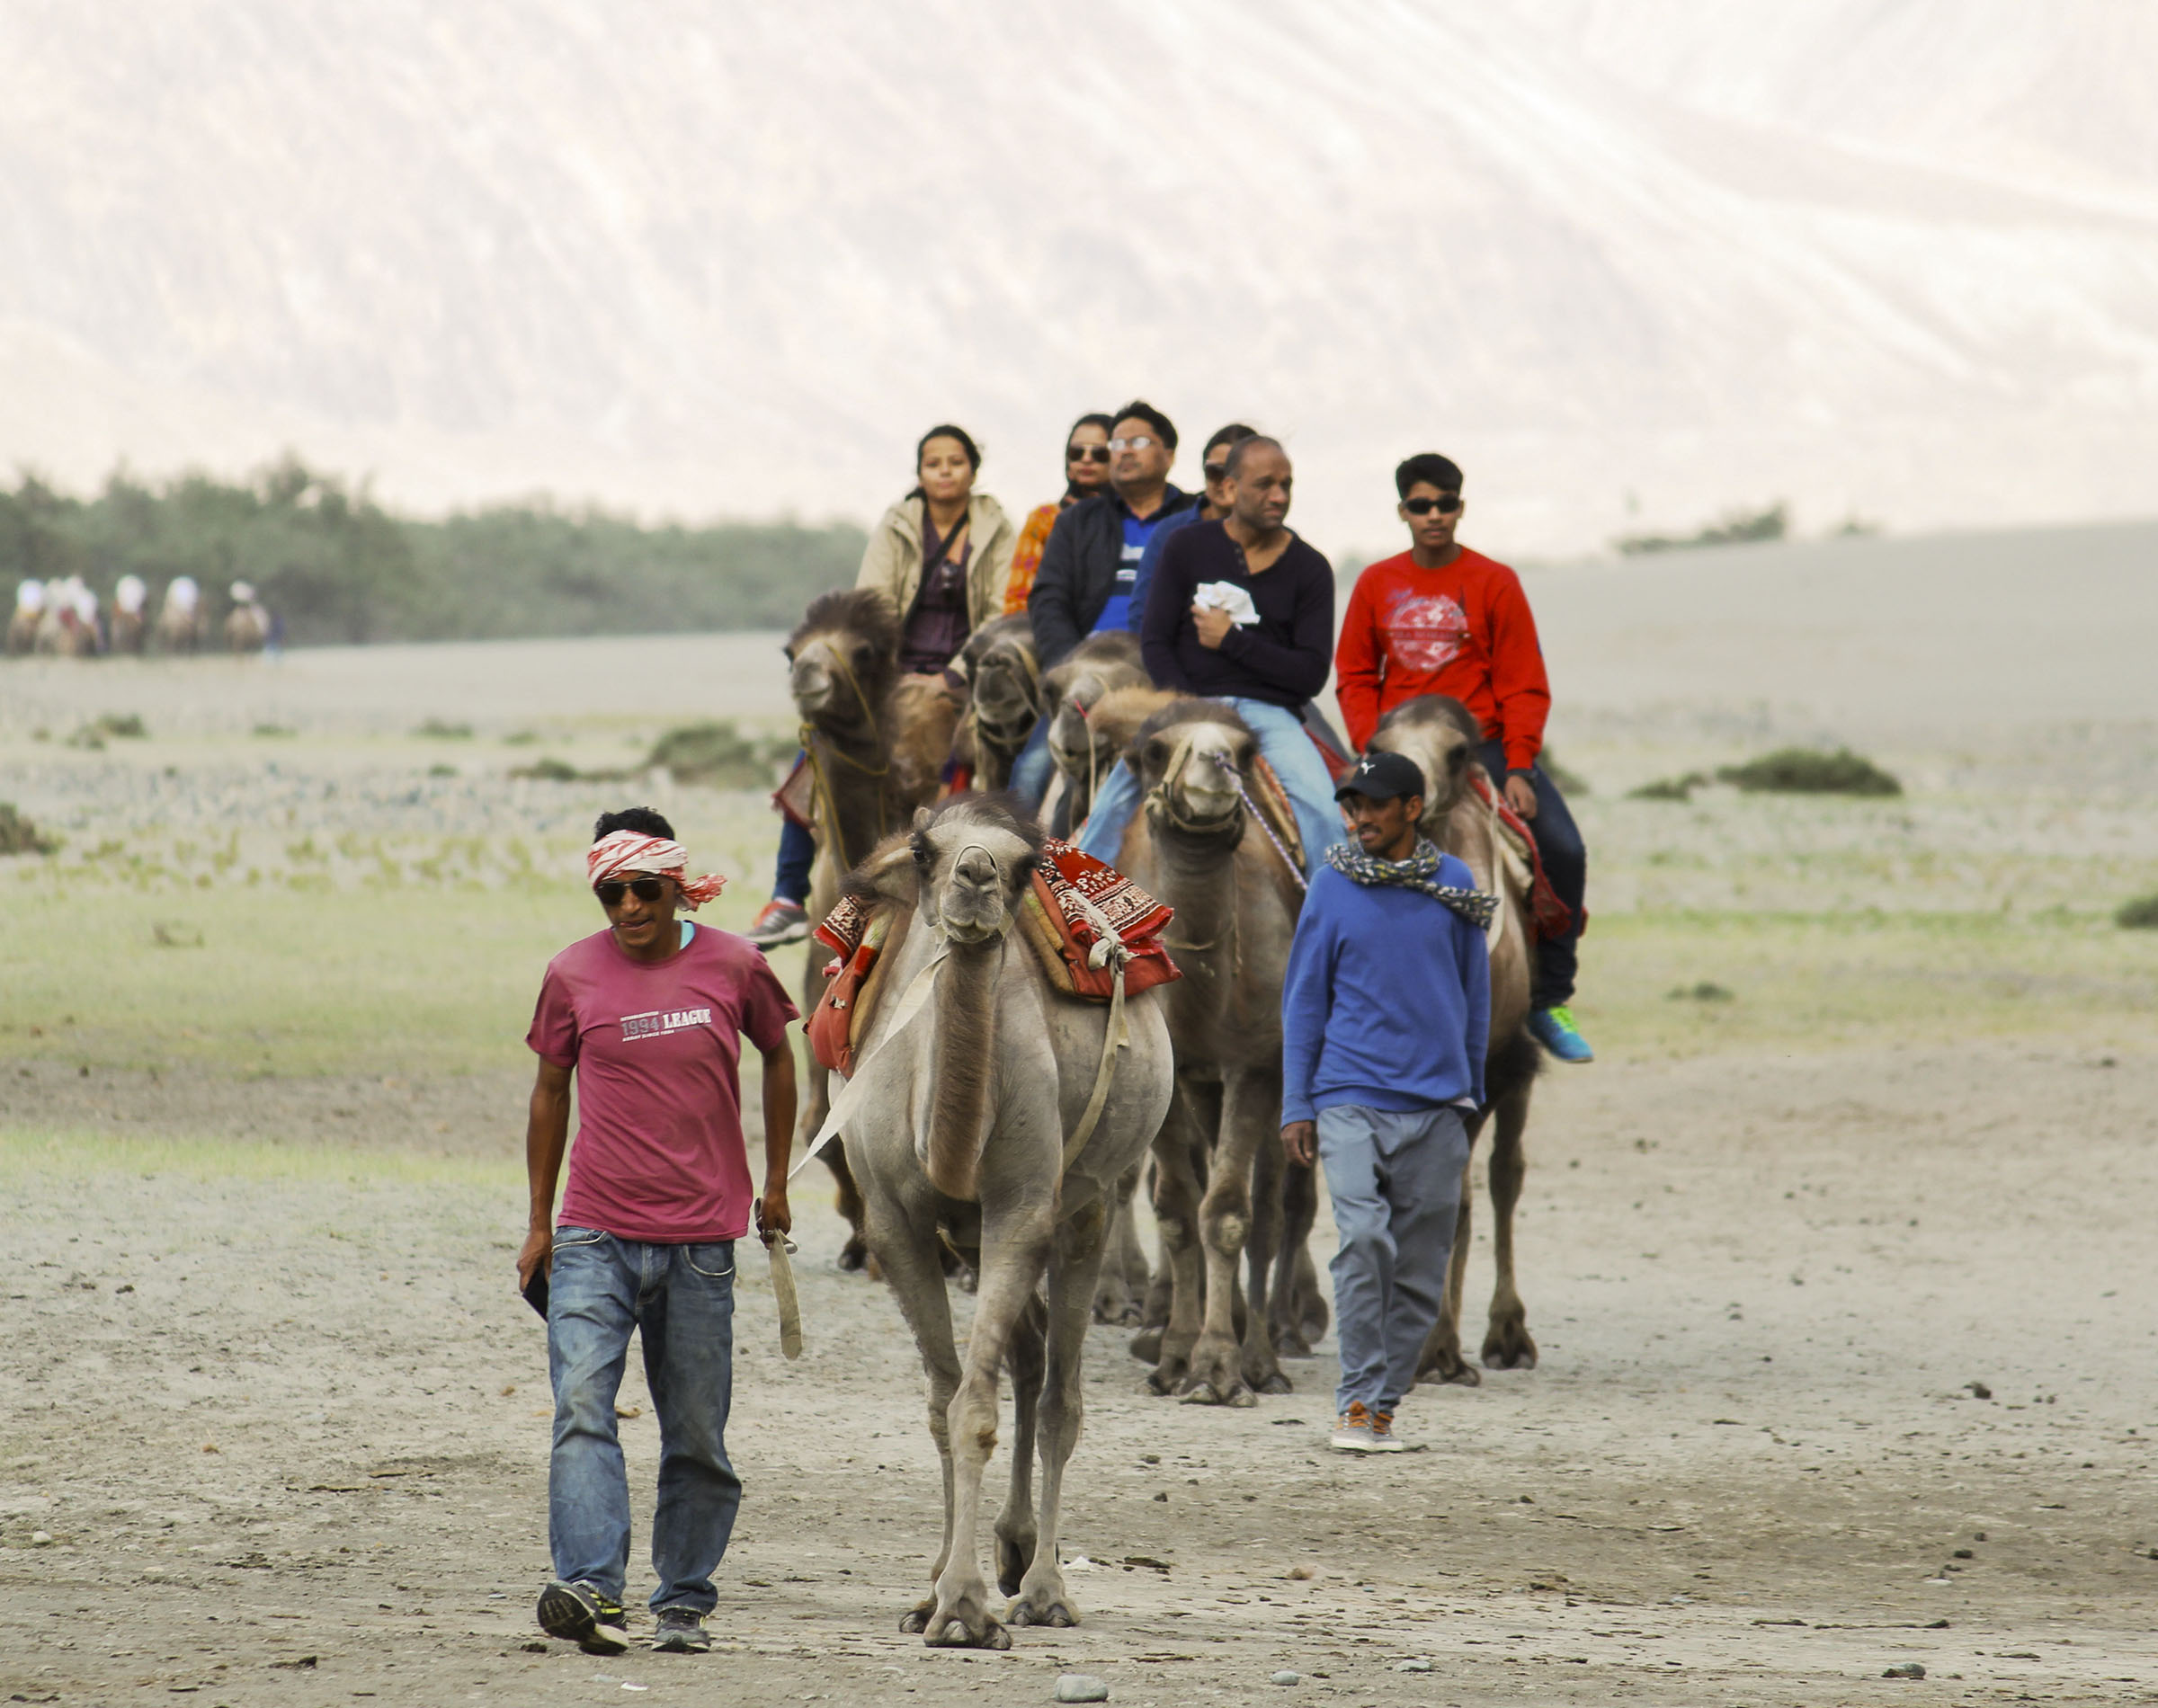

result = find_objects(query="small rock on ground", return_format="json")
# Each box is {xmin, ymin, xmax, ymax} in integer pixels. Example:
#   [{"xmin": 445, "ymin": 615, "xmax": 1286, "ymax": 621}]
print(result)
[
  {"xmin": 1271, "ymin": 1669, "xmax": 1302, "ymax": 1686},
  {"xmin": 1056, "ymin": 1675, "xmax": 1110, "ymax": 1703},
  {"xmin": 1883, "ymin": 1662, "xmax": 1927, "ymax": 1679}
]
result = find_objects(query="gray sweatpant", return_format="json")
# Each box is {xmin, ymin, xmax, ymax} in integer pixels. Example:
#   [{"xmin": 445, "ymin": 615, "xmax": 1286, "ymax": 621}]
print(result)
[{"xmin": 1316, "ymin": 1103, "xmax": 1472, "ymax": 1416}]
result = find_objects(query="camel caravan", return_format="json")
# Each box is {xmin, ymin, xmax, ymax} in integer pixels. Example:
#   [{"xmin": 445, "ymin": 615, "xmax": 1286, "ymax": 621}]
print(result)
[
  {"xmin": 766, "ymin": 414, "xmax": 1582, "ymax": 1647},
  {"xmin": 4, "ymin": 574, "xmax": 271, "ymax": 658}
]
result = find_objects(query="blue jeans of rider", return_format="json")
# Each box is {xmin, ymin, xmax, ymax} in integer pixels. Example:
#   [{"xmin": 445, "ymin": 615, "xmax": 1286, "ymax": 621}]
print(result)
[
  {"xmin": 1318, "ymin": 1104, "xmax": 1472, "ymax": 1418},
  {"xmin": 548, "ymin": 1227, "xmax": 742, "ymax": 1614},
  {"xmin": 1075, "ymin": 698, "xmax": 1345, "ymax": 871}
]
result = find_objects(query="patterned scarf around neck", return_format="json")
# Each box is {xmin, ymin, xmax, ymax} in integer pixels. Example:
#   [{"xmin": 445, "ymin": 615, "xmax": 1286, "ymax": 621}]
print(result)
[{"xmin": 1324, "ymin": 838, "xmax": 1497, "ymax": 929}]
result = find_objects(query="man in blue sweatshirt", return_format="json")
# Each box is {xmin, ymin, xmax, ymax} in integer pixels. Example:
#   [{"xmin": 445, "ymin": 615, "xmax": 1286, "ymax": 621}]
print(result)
[{"xmin": 1280, "ymin": 750, "xmax": 1493, "ymax": 1454}]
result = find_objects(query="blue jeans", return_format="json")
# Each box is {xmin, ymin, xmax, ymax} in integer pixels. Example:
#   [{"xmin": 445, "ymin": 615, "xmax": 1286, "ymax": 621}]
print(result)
[
  {"xmin": 548, "ymin": 1227, "xmax": 742, "ymax": 1613},
  {"xmin": 1010, "ymin": 716, "xmax": 1054, "ymax": 806},
  {"xmin": 1476, "ymin": 741, "xmax": 1585, "ymax": 1008},
  {"xmin": 1317, "ymin": 1104, "xmax": 1471, "ymax": 1416},
  {"xmin": 1075, "ymin": 698, "xmax": 1345, "ymax": 871}
]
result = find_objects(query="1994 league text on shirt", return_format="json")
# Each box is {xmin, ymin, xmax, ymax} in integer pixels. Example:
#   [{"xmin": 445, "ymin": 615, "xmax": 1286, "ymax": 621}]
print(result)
[{"xmin": 527, "ymin": 927, "xmax": 798, "ymax": 1243}]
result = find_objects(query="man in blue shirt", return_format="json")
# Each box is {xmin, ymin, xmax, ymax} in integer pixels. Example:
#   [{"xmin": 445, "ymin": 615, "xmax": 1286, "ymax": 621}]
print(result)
[{"xmin": 1280, "ymin": 751, "xmax": 1492, "ymax": 1454}]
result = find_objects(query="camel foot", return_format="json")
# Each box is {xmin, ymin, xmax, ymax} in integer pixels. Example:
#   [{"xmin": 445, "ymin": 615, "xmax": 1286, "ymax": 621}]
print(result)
[
  {"xmin": 1178, "ymin": 1376, "xmax": 1255, "ymax": 1408},
  {"xmin": 1300, "ymin": 1299, "xmax": 1331, "ymax": 1346},
  {"xmin": 1417, "ymin": 1347, "xmax": 1483, "ymax": 1387},
  {"xmin": 1252, "ymin": 1371, "xmax": 1294, "ymax": 1397},
  {"xmin": 1007, "ymin": 1575, "xmax": 1081, "ymax": 1629},
  {"xmin": 1092, "ymin": 1292, "xmax": 1143, "ymax": 1327},
  {"xmin": 1128, "ymin": 1325, "xmax": 1165, "ymax": 1365},
  {"xmin": 898, "ymin": 1597, "xmax": 935, "ymax": 1634},
  {"xmin": 1273, "ymin": 1326, "xmax": 1315, "ymax": 1358},
  {"xmin": 994, "ymin": 1530, "xmax": 1036, "ymax": 1600},
  {"xmin": 923, "ymin": 1593, "xmax": 1010, "ymax": 1650},
  {"xmin": 1482, "ymin": 1320, "xmax": 1539, "ymax": 1370},
  {"xmin": 838, "ymin": 1236, "xmax": 871, "ymax": 1274}
]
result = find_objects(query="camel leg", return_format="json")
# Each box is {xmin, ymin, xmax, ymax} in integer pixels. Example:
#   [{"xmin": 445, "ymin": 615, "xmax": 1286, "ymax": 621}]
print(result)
[
  {"xmin": 1271, "ymin": 1157, "xmax": 1323, "ymax": 1357},
  {"xmin": 866, "ymin": 1203, "xmax": 965, "ymax": 1633},
  {"xmin": 1091, "ymin": 1163, "xmax": 1147, "ymax": 1326},
  {"xmin": 923, "ymin": 1223, "xmax": 1051, "ymax": 1650},
  {"xmin": 1139, "ymin": 1154, "xmax": 1174, "ymax": 1335},
  {"xmin": 1242, "ymin": 1121, "xmax": 1293, "ymax": 1394},
  {"xmin": 1181, "ymin": 1069, "xmax": 1270, "ymax": 1407},
  {"xmin": 1143, "ymin": 1092, "xmax": 1208, "ymax": 1391},
  {"xmin": 994, "ymin": 1294, "xmax": 1047, "ymax": 1597},
  {"xmin": 1481, "ymin": 1085, "xmax": 1538, "ymax": 1369},
  {"xmin": 1009, "ymin": 1200, "xmax": 1109, "ymax": 1630}
]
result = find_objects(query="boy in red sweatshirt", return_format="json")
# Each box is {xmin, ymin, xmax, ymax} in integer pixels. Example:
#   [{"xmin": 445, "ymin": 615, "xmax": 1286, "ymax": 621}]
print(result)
[{"xmin": 1334, "ymin": 453, "xmax": 1591, "ymax": 1063}]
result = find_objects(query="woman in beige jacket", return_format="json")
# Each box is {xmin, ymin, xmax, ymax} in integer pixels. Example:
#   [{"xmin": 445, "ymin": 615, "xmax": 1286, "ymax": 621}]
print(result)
[{"xmin": 856, "ymin": 424, "xmax": 1016, "ymax": 678}]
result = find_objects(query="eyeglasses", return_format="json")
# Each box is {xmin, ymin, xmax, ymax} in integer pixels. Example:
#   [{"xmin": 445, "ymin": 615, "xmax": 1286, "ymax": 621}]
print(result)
[
  {"xmin": 1108, "ymin": 434, "xmax": 1157, "ymax": 453},
  {"xmin": 1203, "ymin": 460, "xmax": 1231, "ymax": 483},
  {"xmin": 594, "ymin": 876, "xmax": 668, "ymax": 906},
  {"xmin": 1403, "ymin": 494, "xmax": 1463, "ymax": 516},
  {"xmin": 1066, "ymin": 445, "xmax": 1111, "ymax": 465}
]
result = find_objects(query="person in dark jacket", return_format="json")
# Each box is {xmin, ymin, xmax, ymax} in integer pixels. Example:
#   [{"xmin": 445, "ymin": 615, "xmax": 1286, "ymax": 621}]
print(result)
[
  {"xmin": 1074, "ymin": 436, "xmax": 1344, "ymax": 870},
  {"xmin": 1025, "ymin": 399, "xmax": 1198, "ymax": 666}
]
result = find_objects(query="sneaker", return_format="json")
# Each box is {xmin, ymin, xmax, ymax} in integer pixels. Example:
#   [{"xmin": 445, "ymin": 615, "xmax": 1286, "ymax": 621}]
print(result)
[
  {"xmin": 536, "ymin": 1579, "xmax": 630, "ymax": 1654},
  {"xmin": 745, "ymin": 899, "xmax": 809, "ymax": 949},
  {"xmin": 1369, "ymin": 1410, "xmax": 1408, "ymax": 1453},
  {"xmin": 1329, "ymin": 1401, "xmax": 1381, "ymax": 1454},
  {"xmin": 652, "ymin": 1606, "xmax": 710, "ymax": 1654},
  {"xmin": 1528, "ymin": 1004, "xmax": 1594, "ymax": 1063}
]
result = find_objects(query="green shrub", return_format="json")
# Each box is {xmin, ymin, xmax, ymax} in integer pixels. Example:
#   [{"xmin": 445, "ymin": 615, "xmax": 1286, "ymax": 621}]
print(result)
[
  {"xmin": 1628, "ymin": 771, "xmax": 1708, "ymax": 802},
  {"xmin": 510, "ymin": 757, "xmax": 581, "ymax": 783},
  {"xmin": 94, "ymin": 712, "xmax": 147, "ymax": 739},
  {"xmin": 1717, "ymin": 747, "xmax": 1901, "ymax": 796},
  {"xmin": 1616, "ymin": 502, "xmax": 1788, "ymax": 556},
  {"xmin": 1667, "ymin": 981, "xmax": 1734, "ymax": 1002},
  {"xmin": 1538, "ymin": 749, "xmax": 1590, "ymax": 796},
  {"xmin": 415, "ymin": 718, "xmax": 473, "ymax": 740},
  {"xmin": 645, "ymin": 721, "xmax": 789, "ymax": 788},
  {"xmin": 0, "ymin": 803, "xmax": 57, "ymax": 855},
  {"xmin": 2117, "ymin": 893, "xmax": 2158, "ymax": 930}
]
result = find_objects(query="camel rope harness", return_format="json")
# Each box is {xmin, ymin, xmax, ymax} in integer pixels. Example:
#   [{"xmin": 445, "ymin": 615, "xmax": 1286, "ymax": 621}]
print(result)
[{"xmin": 792, "ymin": 844, "xmax": 1134, "ymax": 1187}]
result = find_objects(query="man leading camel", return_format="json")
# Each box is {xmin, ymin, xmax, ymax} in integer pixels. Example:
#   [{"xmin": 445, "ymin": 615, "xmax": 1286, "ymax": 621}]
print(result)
[
  {"xmin": 1334, "ymin": 453, "xmax": 1592, "ymax": 1063},
  {"xmin": 520, "ymin": 809, "xmax": 798, "ymax": 1656},
  {"xmin": 1076, "ymin": 434, "xmax": 1342, "ymax": 871},
  {"xmin": 1280, "ymin": 751, "xmax": 1491, "ymax": 1453}
]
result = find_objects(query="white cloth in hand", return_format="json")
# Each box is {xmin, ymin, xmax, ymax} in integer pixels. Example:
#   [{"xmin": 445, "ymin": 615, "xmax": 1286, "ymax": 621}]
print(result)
[{"xmin": 1192, "ymin": 581, "xmax": 1260, "ymax": 627}]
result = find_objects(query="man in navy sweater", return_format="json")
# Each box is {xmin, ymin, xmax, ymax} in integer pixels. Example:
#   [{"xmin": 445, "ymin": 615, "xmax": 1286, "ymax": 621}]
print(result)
[{"xmin": 1281, "ymin": 751, "xmax": 1492, "ymax": 1454}]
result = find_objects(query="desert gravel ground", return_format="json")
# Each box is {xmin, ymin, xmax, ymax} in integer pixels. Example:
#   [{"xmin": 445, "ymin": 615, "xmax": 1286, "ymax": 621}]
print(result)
[
  {"xmin": 4, "ymin": 533, "xmax": 2156, "ymax": 1706},
  {"xmin": 4, "ymin": 1045, "xmax": 2155, "ymax": 1707}
]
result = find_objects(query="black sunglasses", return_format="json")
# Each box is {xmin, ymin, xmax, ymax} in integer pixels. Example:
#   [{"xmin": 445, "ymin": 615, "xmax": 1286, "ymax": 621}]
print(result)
[
  {"xmin": 594, "ymin": 876, "xmax": 668, "ymax": 906},
  {"xmin": 1404, "ymin": 494, "xmax": 1463, "ymax": 516},
  {"xmin": 1067, "ymin": 445, "xmax": 1111, "ymax": 464}
]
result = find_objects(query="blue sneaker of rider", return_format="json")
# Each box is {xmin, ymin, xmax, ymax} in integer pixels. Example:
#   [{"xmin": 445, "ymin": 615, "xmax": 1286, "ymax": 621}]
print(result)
[{"xmin": 1528, "ymin": 1004, "xmax": 1594, "ymax": 1063}]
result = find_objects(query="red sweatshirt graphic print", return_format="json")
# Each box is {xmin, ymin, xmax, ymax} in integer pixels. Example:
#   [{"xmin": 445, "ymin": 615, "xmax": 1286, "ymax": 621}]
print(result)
[{"xmin": 1333, "ymin": 546, "xmax": 1550, "ymax": 769}]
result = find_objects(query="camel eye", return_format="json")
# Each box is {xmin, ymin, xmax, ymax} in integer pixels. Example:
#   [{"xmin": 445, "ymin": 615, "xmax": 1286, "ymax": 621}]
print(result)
[{"xmin": 1144, "ymin": 739, "xmax": 1166, "ymax": 772}]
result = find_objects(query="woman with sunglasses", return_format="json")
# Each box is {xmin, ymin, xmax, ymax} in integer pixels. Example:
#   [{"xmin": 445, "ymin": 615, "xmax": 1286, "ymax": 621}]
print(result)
[
  {"xmin": 1002, "ymin": 413, "xmax": 1115, "ymax": 616},
  {"xmin": 1333, "ymin": 452, "xmax": 1593, "ymax": 1067}
]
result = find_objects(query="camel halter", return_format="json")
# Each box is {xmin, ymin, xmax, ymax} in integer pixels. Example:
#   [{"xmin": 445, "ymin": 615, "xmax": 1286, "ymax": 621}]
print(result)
[
  {"xmin": 966, "ymin": 643, "xmax": 1044, "ymax": 756},
  {"xmin": 798, "ymin": 640, "xmax": 891, "ymax": 872},
  {"xmin": 1143, "ymin": 734, "xmax": 1306, "ymax": 894},
  {"xmin": 791, "ymin": 847, "xmax": 1133, "ymax": 1181}
]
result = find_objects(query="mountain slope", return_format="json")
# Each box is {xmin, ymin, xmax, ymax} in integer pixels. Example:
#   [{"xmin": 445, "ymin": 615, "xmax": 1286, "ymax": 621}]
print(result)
[{"xmin": 3, "ymin": 0, "xmax": 2154, "ymax": 556}]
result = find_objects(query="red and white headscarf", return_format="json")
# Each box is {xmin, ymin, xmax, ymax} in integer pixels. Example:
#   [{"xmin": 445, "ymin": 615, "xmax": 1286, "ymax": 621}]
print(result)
[{"xmin": 585, "ymin": 831, "xmax": 728, "ymax": 911}]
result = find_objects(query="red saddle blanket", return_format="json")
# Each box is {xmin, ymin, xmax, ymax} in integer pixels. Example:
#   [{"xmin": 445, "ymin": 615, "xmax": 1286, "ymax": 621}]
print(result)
[
  {"xmin": 808, "ymin": 841, "xmax": 1181, "ymax": 1074},
  {"xmin": 1467, "ymin": 770, "xmax": 1580, "ymax": 940}
]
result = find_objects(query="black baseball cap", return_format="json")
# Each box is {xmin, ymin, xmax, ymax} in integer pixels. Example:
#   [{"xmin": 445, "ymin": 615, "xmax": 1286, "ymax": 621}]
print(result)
[{"xmin": 1334, "ymin": 750, "xmax": 1426, "ymax": 803}]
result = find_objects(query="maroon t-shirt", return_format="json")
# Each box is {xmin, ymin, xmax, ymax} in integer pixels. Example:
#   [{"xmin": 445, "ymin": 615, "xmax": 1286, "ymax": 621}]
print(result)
[{"xmin": 527, "ymin": 923, "xmax": 799, "ymax": 1243}]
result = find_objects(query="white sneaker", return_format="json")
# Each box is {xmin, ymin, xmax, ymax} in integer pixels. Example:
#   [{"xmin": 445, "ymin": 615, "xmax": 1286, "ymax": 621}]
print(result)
[
  {"xmin": 1329, "ymin": 1401, "xmax": 1381, "ymax": 1453},
  {"xmin": 1369, "ymin": 1410, "xmax": 1408, "ymax": 1453}
]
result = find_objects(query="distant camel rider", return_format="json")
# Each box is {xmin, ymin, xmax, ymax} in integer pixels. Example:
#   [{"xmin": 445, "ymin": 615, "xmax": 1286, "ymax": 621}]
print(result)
[
  {"xmin": 747, "ymin": 424, "xmax": 1014, "ymax": 949},
  {"xmin": 1334, "ymin": 452, "xmax": 1592, "ymax": 1063}
]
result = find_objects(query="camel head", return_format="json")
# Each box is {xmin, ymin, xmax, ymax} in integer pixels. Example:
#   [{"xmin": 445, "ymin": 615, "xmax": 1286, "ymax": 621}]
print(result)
[
  {"xmin": 1132, "ymin": 698, "xmax": 1259, "ymax": 839},
  {"xmin": 1369, "ymin": 695, "xmax": 1481, "ymax": 840},
  {"xmin": 786, "ymin": 590, "xmax": 899, "ymax": 733},
  {"xmin": 844, "ymin": 795, "xmax": 1045, "ymax": 947},
  {"xmin": 958, "ymin": 615, "xmax": 1041, "ymax": 743}
]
